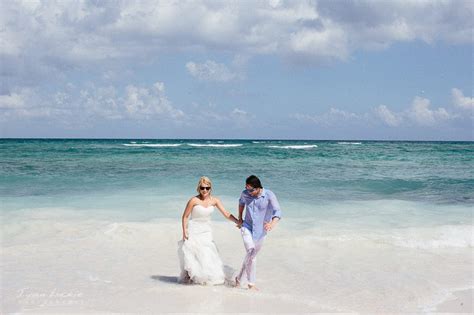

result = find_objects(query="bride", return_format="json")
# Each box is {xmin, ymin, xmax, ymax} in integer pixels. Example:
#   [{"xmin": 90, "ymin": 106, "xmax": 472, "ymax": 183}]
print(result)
[{"xmin": 178, "ymin": 176, "xmax": 239, "ymax": 285}]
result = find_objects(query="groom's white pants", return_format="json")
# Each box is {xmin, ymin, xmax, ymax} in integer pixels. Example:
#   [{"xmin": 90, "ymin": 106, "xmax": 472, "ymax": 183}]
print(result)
[{"xmin": 236, "ymin": 227, "xmax": 264, "ymax": 286}]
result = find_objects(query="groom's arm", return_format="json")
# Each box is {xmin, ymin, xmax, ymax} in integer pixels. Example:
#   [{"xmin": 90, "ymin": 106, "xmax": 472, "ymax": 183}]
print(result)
[
  {"xmin": 238, "ymin": 204, "xmax": 244, "ymax": 226},
  {"xmin": 269, "ymin": 191, "xmax": 282, "ymax": 220},
  {"xmin": 238, "ymin": 192, "xmax": 245, "ymax": 227},
  {"xmin": 264, "ymin": 191, "xmax": 281, "ymax": 232}
]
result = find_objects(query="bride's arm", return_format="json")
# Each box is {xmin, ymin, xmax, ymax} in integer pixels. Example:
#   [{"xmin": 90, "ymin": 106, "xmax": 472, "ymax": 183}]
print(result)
[
  {"xmin": 181, "ymin": 198, "xmax": 195, "ymax": 240},
  {"xmin": 214, "ymin": 197, "xmax": 239, "ymax": 224}
]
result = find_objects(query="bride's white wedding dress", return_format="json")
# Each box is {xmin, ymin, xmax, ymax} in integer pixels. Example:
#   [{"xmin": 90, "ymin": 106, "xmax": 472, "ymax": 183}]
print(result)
[{"xmin": 178, "ymin": 204, "xmax": 225, "ymax": 285}]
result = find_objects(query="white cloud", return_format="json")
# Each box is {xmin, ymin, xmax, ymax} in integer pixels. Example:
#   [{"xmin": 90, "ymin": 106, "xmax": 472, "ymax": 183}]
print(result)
[
  {"xmin": 186, "ymin": 60, "xmax": 236, "ymax": 82},
  {"xmin": 0, "ymin": 88, "xmax": 72, "ymax": 121},
  {"xmin": 230, "ymin": 108, "xmax": 255, "ymax": 127},
  {"xmin": 186, "ymin": 55, "xmax": 249, "ymax": 82},
  {"xmin": 289, "ymin": 23, "xmax": 349, "ymax": 60},
  {"xmin": 452, "ymin": 88, "xmax": 474, "ymax": 110},
  {"xmin": 293, "ymin": 107, "xmax": 369, "ymax": 126},
  {"xmin": 1, "ymin": 82, "xmax": 184, "ymax": 122},
  {"xmin": 231, "ymin": 108, "xmax": 254, "ymax": 120},
  {"xmin": 295, "ymin": 91, "xmax": 465, "ymax": 128},
  {"xmin": 375, "ymin": 94, "xmax": 464, "ymax": 127},
  {"xmin": 374, "ymin": 105, "xmax": 403, "ymax": 127},
  {"xmin": 0, "ymin": 90, "xmax": 28, "ymax": 109},
  {"xmin": 231, "ymin": 108, "xmax": 248, "ymax": 117},
  {"xmin": 2, "ymin": 0, "xmax": 472, "ymax": 90},
  {"xmin": 2, "ymin": 1, "xmax": 471, "ymax": 137},
  {"xmin": 81, "ymin": 86, "xmax": 123, "ymax": 120},
  {"xmin": 373, "ymin": 96, "xmax": 456, "ymax": 127},
  {"xmin": 87, "ymin": 81, "xmax": 184, "ymax": 120},
  {"xmin": 184, "ymin": 104, "xmax": 255, "ymax": 128},
  {"xmin": 406, "ymin": 96, "xmax": 453, "ymax": 126},
  {"xmin": 316, "ymin": 0, "xmax": 473, "ymax": 47}
]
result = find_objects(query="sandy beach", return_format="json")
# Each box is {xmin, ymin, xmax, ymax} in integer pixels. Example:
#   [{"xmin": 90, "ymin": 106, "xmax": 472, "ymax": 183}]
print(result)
[
  {"xmin": 2, "ymin": 206, "xmax": 472, "ymax": 314},
  {"xmin": 434, "ymin": 289, "xmax": 473, "ymax": 313}
]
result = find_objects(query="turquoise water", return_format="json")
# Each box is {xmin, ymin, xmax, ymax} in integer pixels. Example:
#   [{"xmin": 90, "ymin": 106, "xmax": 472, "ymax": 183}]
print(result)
[
  {"xmin": 2, "ymin": 139, "xmax": 472, "ymax": 314},
  {"xmin": 1, "ymin": 139, "xmax": 473, "ymax": 224}
]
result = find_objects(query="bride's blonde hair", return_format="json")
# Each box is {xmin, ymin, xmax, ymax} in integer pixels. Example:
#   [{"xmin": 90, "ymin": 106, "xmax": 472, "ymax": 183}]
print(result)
[{"xmin": 196, "ymin": 176, "xmax": 212, "ymax": 194}]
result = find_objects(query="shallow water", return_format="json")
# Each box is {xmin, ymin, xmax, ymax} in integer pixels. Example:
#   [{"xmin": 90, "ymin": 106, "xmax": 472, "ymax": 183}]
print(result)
[{"xmin": 1, "ymin": 139, "xmax": 473, "ymax": 312}]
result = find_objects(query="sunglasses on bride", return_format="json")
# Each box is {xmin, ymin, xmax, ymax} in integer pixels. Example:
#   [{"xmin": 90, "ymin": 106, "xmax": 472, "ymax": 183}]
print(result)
[{"xmin": 200, "ymin": 186, "xmax": 211, "ymax": 191}]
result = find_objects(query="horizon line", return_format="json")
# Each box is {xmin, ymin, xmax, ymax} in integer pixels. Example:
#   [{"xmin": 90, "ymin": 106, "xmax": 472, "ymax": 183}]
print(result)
[{"xmin": 1, "ymin": 137, "xmax": 473, "ymax": 142}]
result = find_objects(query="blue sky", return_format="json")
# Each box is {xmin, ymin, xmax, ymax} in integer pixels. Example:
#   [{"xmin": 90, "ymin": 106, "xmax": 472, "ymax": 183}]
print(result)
[{"xmin": 1, "ymin": 0, "xmax": 472, "ymax": 140}]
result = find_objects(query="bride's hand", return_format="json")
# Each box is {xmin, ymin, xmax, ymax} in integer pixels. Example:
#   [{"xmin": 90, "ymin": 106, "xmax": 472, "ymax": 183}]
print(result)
[
  {"xmin": 182, "ymin": 232, "xmax": 189, "ymax": 240},
  {"xmin": 236, "ymin": 219, "xmax": 243, "ymax": 228}
]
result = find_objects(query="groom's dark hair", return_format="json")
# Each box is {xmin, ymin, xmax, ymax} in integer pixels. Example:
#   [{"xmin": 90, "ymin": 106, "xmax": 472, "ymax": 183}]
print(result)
[{"xmin": 246, "ymin": 175, "xmax": 263, "ymax": 188}]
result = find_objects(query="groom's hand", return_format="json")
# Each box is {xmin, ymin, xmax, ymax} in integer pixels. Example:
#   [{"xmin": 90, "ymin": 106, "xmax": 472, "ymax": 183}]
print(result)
[
  {"xmin": 236, "ymin": 219, "xmax": 243, "ymax": 228},
  {"xmin": 264, "ymin": 221, "xmax": 276, "ymax": 231},
  {"xmin": 265, "ymin": 218, "xmax": 280, "ymax": 231}
]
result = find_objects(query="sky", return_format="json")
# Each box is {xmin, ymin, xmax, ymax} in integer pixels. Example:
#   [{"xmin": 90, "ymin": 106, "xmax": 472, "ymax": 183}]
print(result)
[{"xmin": 1, "ymin": 0, "xmax": 473, "ymax": 140}]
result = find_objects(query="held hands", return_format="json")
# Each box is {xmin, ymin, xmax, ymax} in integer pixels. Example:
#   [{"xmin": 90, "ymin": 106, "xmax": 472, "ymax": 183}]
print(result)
[
  {"xmin": 230, "ymin": 214, "xmax": 242, "ymax": 228},
  {"xmin": 236, "ymin": 218, "xmax": 243, "ymax": 229}
]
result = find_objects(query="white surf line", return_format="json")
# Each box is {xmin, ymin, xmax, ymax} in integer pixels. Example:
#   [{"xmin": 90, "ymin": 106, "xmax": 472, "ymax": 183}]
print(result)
[
  {"xmin": 187, "ymin": 143, "xmax": 243, "ymax": 147},
  {"xmin": 123, "ymin": 143, "xmax": 182, "ymax": 147},
  {"xmin": 267, "ymin": 145, "xmax": 318, "ymax": 149}
]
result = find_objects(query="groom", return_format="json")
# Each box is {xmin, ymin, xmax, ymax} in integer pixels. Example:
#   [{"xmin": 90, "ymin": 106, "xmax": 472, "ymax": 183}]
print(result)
[{"xmin": 235, "ymin": 175, "xmax": 281, "ymax": 290}]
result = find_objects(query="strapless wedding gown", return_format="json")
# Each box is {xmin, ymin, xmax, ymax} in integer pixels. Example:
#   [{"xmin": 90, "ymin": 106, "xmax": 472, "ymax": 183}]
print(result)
[{"xmin": 178, "ymin": 205, "xmax": 225, "ymax": 285}]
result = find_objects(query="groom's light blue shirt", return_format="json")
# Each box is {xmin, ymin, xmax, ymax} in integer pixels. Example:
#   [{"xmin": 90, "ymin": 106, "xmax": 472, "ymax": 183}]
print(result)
[{"xmin": 239, "ymin": 188, "xmax": 282, "ymax": 240}]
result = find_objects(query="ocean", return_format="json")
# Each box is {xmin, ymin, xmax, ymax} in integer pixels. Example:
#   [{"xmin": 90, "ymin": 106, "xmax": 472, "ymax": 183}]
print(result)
[{"xmin": 1, "ymin": 139, "xmax": 473, "ymax": 313}]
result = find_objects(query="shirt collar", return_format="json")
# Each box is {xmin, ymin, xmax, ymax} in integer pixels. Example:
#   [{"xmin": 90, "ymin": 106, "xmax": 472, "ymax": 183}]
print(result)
[
  {"xmin": 255, "ymin": 188, "xmax": 266, "ymax": 199},
  {"xmin": 244, "ymin": 188, "xmax": 266, "ymax": 199}
]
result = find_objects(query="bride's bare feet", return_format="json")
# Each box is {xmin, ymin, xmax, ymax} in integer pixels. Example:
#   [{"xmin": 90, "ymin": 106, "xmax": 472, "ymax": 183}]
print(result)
[
  {"xmin": 248, "ymin": 284, "xmax": 259, "ymax": 291},
  {"xmin": 234, "ymin": 277, "xmax": 240, "ymax": 287},
  {"xmin": 183, "ymin": 272, "xmax": 192, "ymax": 284}
]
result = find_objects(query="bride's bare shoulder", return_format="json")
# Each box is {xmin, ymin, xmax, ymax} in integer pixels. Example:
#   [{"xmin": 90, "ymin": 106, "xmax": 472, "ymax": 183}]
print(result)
[
  {"xmin": 187, "ymin": 196, "xmax": 200, "ymax": 205},
  {"xmin": 211, "ymin": 196, "xmax": 221, "ymax": 204}
]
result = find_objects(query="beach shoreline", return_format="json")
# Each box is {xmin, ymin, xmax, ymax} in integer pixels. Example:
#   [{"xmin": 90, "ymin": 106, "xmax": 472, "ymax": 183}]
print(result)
[
  {"xmin": 2, "ymin": 209, "xmax": 473, "ymax": 314},
  {"xmin": 432, "ymin": 288, "xmax": 473, "ymax": 313}
]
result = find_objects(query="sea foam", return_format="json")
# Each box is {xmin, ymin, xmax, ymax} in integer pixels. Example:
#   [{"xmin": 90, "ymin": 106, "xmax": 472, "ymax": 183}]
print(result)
[
  {"xmin": 187, "ymin": 143, "xmax": 243, "ymax": 147},
  {"xmin": 123, "ymin": 143, "xmax": 182, "ymax": 147},
  {"xmin": 267, "ymin": 144, "xmax": 318, "ymax": 149}
]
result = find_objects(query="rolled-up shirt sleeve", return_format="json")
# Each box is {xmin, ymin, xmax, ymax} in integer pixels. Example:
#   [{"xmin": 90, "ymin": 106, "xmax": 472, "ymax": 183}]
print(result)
[
  {"xmin": 239, "ymin": 191, "xmax": 246, "ymax": 206},
  {"xmin": 268, "ymin": 191, "xmax": 282, "ymax": 219}
]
